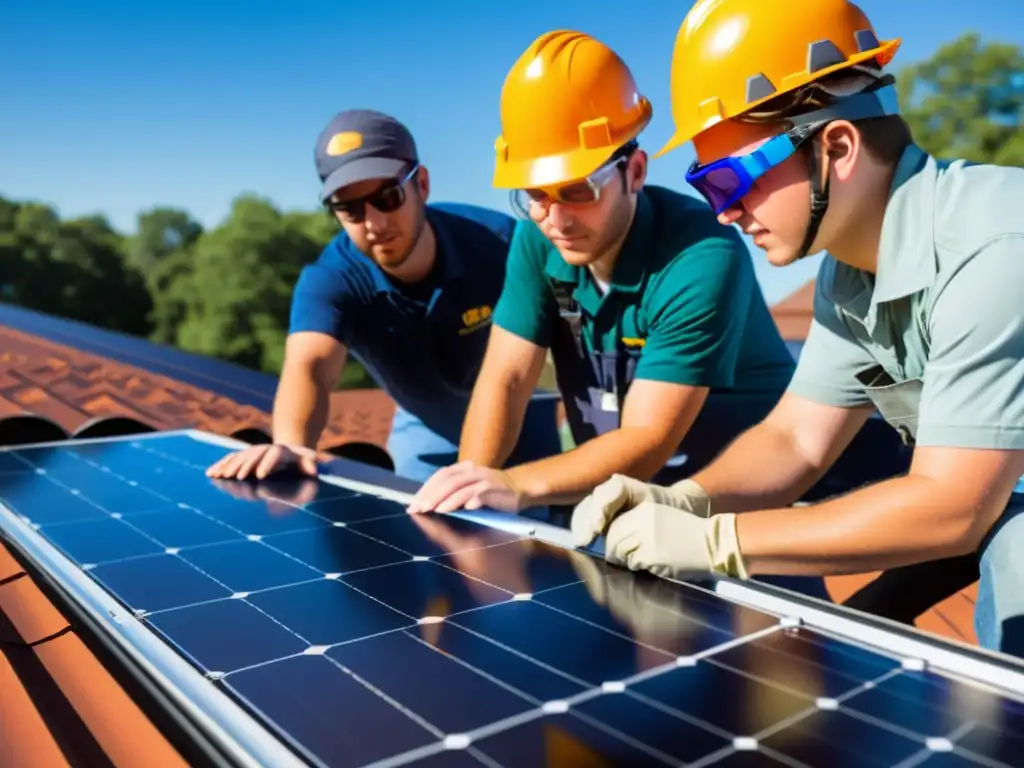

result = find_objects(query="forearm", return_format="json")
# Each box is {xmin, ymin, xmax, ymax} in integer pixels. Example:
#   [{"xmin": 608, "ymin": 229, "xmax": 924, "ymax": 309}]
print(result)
[
  {"xmin": 690, "ymin": 421, "xmax": 828, "ymax": 513},
  {"xmin": 507, "ymin": 428, "xmax": 669, "ymax": 507},
  {"xmin": 458, "ymin": 382, "xmax": 527, "ymax": 467},
  {"xmin": 271, "ymin": 372, "xmax": 330, "ymax": 448},
  {"xmin": 737, "ymin": 474, "xmax": 986, "ymax": 577}
]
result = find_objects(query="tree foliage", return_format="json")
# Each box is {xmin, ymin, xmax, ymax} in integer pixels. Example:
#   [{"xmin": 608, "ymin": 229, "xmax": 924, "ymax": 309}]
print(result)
[
  {"xmin": 1, "ymin": 33, "xmax": 1019, "ymax": 390},
  {"xmin": 897, "ymin": 32, "xmax": 1024, "ymax": 166}
]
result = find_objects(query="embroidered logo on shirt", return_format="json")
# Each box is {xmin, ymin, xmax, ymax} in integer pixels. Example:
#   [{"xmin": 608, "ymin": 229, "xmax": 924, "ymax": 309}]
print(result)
[{"xmin": 460, "ymin": 305, "xmax": 493, "ymax": 335}]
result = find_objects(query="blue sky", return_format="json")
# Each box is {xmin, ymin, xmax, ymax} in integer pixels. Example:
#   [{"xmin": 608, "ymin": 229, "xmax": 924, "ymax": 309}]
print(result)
[{"xmin": 3, "ymin": 0, "xmax": 1022, "ymax": 303}]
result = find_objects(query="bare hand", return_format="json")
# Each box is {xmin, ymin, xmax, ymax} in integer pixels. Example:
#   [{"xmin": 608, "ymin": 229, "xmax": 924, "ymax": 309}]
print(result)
[
  {"xmin": 206, "ymin": 443, "xmax": 321, "ymax": 481},
  {"xmin": 407, "ymin": 461, "xmax": 524, "ymax": 514}
]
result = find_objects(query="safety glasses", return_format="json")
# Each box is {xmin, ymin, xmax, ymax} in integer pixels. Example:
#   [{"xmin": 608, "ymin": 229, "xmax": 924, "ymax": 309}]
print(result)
[
  {"xmin": 686, "ymin": 85, "xmax": 901, "ymax": 214},
  {"xmin": 326, "ymin": 164, "xmax": 420, "ymax": 222},
  {"xmin": 685, "ymin": 127, "xmax": 818, "ymax": 214},
  {"xmin": 511, "ymin": 156, "xmax": 627, "ymax": 219}
]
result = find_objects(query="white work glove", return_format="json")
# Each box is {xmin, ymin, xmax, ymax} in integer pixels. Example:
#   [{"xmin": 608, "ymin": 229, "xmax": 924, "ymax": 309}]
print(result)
[
  {"xmin": 604, "ymin": 502, "xmax": 748, "ymax": 580},
  {"xmin": 571, "ymin": 474, "xmax": 747, "ymax": 580},
  {"xmin": 571, "ymin": 474, "xmax": 712, "ymax": 548}
]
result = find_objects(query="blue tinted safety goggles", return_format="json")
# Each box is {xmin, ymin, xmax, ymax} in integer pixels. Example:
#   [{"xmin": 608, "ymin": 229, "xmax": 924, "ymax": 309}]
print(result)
[{"xmin": 685, "ymin": 85, "xmax": 901, "ymax": 214}]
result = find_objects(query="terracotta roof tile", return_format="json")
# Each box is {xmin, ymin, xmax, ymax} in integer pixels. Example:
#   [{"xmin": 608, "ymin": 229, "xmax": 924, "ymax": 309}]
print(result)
[
  {"xmin": 0, "ymin": 575, "xmax": 70, "ymax": 645},
  {"xmin": 0, "ymin": 645, "xmax": 75, "ymax": 768},
  {"xmin": 0, "ymin": 324, "xmax": 392, "ymax": 450},
  {"xmin": 1, "ymin": 542, "xmax": 189, "ymax": 767}
]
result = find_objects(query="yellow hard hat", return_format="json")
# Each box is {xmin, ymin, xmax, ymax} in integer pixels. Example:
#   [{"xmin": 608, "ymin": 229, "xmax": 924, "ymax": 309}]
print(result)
[
  {"xmin": 657, "ymin": 0, "xmax": 900, "ymax": 158},
  {"xmin": 493, "ymin": 30, "xmax": 652, "ymax": 189}
]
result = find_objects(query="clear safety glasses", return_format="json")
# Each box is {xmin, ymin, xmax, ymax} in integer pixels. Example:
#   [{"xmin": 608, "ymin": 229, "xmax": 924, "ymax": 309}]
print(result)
[{"xmin": 510, "ymin": 156, "xmax": 627, "ymax": 219}]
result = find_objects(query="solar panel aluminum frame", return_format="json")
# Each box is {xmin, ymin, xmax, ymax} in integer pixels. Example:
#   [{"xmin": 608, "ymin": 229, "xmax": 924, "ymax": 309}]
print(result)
[{"xmin": 0, "ymin": 427, "xmax": 1023, "ymax": 768}]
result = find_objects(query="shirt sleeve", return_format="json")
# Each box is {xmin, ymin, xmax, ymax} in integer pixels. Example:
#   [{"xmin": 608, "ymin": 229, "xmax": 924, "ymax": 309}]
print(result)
[
  {"xmin": 491, "ymin": 220, "xmax": 557, "ymax": 348},
  {"xmin": 916, "ymin": 236, "xmax": 1024, "ymax": 449},
  {"xmin": 287, "ymin": 261, "xmax": 355, "ymax": 345},
  {"xmin": 784, "ymin": 260, "xmax": 877, "ymax": 408},
  {"xmin": 636, "ymin": 234, "xmax": 754, "ymax": 387}
]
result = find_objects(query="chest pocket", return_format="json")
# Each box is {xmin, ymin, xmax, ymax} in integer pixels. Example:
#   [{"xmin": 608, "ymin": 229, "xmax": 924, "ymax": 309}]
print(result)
[
  {"xmin": 855, "ymin": 365, "xmax": 924, "ymax": 446},
  {"xmin": 846, "ymin": 299, "xmax": 933, "ymax": 447}
]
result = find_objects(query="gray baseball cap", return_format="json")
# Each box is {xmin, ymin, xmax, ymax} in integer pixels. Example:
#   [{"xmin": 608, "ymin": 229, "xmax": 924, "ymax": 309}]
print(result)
[{"xmin": 314, "ymin": 109, "xmax": 419, "ymax": 202}]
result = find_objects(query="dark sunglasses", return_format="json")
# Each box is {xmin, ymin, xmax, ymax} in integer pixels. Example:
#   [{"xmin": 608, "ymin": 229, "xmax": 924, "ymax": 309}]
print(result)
[{"xmin": 326, "ymin": 164, "xmax": 419, "ymax": 222}]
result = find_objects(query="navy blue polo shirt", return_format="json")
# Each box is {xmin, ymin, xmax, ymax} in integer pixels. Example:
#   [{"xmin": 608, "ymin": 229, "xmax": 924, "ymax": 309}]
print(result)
[{"xmin": 288, "ymin": 203, "xmax": 515, "ymax": 444}]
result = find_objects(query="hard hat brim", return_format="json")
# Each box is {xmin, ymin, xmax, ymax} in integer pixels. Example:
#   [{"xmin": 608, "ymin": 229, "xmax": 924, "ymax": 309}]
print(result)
[{"xmin": 492, "ymin": 144, "xmax": 620, "ymax": 190}]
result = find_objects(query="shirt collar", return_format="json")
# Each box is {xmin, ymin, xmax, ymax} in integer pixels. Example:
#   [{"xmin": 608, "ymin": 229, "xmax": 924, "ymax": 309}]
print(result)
[{"xmin": 828, "ymin": 143, "xmax": 937, "ymax": 332}]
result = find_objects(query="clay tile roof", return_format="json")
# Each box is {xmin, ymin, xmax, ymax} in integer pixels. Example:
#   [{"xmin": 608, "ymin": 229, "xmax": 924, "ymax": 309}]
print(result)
[{"xmin": 0, "ymin": 311, "xmax": 394, "ymax": 451}]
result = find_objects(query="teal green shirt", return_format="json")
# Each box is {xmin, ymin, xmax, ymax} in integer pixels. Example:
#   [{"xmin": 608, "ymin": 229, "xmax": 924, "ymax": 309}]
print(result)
[
  {"xmin": 788, "ymin": 144, "xmax": 1024, "ymax": 451},
  {"xmin": 492, "ymin": 186, "xmax": 795, "ymax": 394}
]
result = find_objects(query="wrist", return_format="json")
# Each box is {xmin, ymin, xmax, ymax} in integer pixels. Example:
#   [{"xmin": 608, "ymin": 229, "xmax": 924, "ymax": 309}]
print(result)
[
  {"xmin": 707, "ymin": 512, "xmax": 748, "ymax": 579},
  {"xmin": 504, "ymin": 464, "xmax": 545, "ymax": 508},
  {"xmin": 668, "ymin": 478, "xmax": 712, "ymax": 517}
]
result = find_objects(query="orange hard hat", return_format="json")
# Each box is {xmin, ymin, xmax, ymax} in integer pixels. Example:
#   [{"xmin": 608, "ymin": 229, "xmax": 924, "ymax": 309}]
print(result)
[
  {"xmin": 493, "ymin": 30, "xmax": 653, "ymax": 189},
  {"xmin": 657, "ymin": 0, "xmax": 901, "ymax": 158}
]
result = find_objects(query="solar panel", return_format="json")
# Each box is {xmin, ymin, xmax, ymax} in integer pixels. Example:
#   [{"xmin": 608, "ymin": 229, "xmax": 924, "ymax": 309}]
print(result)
[{"xmin": 2, "ymin": 430, "xmax": 1024, "ymax": 767}]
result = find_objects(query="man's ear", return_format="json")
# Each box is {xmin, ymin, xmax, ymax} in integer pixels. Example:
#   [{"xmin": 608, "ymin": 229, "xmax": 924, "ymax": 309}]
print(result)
[
  {"xmin": 416, "ymin": 165, "xmax": 431, "ymax": 200},
  {"xmin": 628, "ymin": 150, "xmax": 648, "ymax": 192},
  {"xmin": 819, "ymin": 120, "xmax": 859, "ymax": 182}
]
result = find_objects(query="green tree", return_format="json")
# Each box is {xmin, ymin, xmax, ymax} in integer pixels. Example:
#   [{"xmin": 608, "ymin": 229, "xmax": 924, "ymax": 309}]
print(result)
[
  {"xmin": 166, "ymin": 196, "xmax": 322, "ymax": 371},
  {"xmin": 0, "ymin": 197, "xmax": 151, "ymax": 334},
  {"xmin": 129, "ymin": 207, "xmax": 205, "ymax": 345},
  {"xmin": 898, "ymin": 33, "xmax": 1024, "ymax": 165}
]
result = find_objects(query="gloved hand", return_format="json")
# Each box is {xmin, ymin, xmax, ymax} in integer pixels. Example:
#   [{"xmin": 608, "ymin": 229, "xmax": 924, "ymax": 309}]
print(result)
[
  {"xmin": 571, "ymin": 473, "xmax": 711, "ymax": 548},
  {"xmin": 605, "ymin": 502, "xmax": 748, "ymax": 580}
]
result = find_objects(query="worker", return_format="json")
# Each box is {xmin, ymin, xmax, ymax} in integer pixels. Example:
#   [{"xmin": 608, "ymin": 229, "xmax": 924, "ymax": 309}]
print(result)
[
  {"xmin": 408, "ymin": 32, "xmax": 838, "ymax": 603},
  {"xmin": 571, "ymin": 0, "xmax": 1024, "ymax": 656},
  {"xmin": 207, "ymin": 109, "xmax": 562, "ymax": 484}
]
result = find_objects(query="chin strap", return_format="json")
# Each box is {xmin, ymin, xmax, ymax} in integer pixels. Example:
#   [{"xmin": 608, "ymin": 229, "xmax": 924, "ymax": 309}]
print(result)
[
  {"xmin": 787, "ymin": 79, "xmax": 901, "ymax": 260},
  {"xmin": 796, "ymin": 137, "xmax": 832, "ymax": 260}
]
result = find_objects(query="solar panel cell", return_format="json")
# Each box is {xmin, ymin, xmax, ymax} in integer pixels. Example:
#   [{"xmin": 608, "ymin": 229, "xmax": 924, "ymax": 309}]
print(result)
[
  {"xmin": 178, "ymin": 539, "xmax": 323, "ymax": 592},
  {"xmin": 3, "ymin": 484, "xmax": 111, "ymax": 525},
  {"xmin": 760, "ymin": 708, "xmax": 927, "ymax": 764},
  {"xmin": 146, "ymin": 598, "xmax": 309, "ymax": 672},
  {"xmin": 844, "ymin": 670, "xmax": 1024, "ymax": 763},
  {"xmin": 225, "ymin": 654, "xmax": 441, "ymax": 767},
  {"xmin": 246, "ymin": 578, "xmax": 412, "ymax": 646},
  {"xmin": 89, "ymin": 553, "xmax": 232, "ymax": 613},
  {"xmin": 1, "ymin": 431, "xmax": 1022, "ymax": 768},
  {"xmin": 306, "ymin": 494, "xmax": 415, "ymax": 525},
  {"xmin": 709, "ymin": 625, "xmax": 902, "ymax": 694},
  {"xmin": 346, "ymin": 514, "xmax": 520, "ymax": 559},
  {"xmin": 266, "ymin": 525, "xmax": 412, "ymax": 574},
  {"xmin": 45, "ymin": 516, "xmax": 166, "ymax": 563},
  {"xmin": 124, "ymin": 507, "xmax": 245, "ymax": 548},
  {"xmin": 340, "ymin": 560, "xmax": 516, "ymax": 618},
  {"xmin": 0, "ymin": 451, "xmax": 30, "ymax": 474},
  {"xmin": 331, "ymin": 629, "xmax": 541, "ymax": 734}
]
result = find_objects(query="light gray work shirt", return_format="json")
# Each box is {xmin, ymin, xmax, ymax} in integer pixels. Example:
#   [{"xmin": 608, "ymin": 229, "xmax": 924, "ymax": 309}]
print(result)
[{"xmin": 788, "ymin": 143, "xmax": 1024, "ymax": 465}]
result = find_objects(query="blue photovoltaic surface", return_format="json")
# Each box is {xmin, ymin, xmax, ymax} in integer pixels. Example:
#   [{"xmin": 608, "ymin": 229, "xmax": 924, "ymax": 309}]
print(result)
[{"xmin": 1, "ymin": 431, "xmax": 1023, "ymax": 767}]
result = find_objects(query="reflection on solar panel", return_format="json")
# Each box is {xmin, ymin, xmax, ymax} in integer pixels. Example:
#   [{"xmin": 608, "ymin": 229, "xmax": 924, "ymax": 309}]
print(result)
[{"xmin": 2, "ymin": 430, "xmax": 1024, "ymax": 767}]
